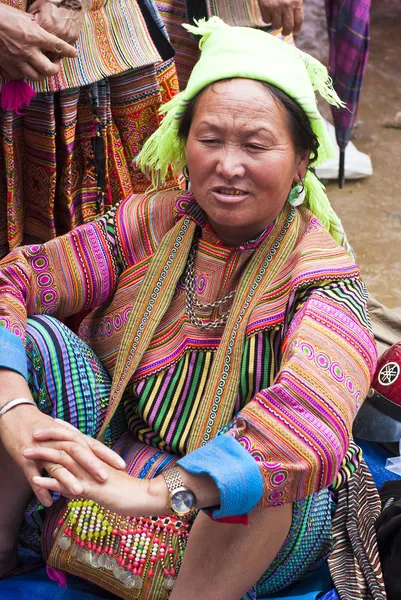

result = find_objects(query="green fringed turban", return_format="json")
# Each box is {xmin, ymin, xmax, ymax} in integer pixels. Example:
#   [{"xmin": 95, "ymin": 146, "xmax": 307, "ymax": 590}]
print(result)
[{"xmin": 137, "ymin": 17, "xmax": 347, "ymax": 246}]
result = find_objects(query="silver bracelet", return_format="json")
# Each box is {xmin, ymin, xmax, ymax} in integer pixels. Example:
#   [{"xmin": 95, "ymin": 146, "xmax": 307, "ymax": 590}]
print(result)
[{"xmin": 0, "ymin": 397, "xmax": 37, "ymax": 419}]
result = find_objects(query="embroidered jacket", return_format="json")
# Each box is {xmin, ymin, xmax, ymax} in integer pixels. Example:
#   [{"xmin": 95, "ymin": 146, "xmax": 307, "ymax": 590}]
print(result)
[{"xmin": 0, "ymin": 190, "xmax": 377, "ymax": 517}]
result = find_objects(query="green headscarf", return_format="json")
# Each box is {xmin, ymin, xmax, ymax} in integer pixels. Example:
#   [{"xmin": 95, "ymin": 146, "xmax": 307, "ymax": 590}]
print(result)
[{"xmin": 137, "ymin": 17, "xmax": 347, "ymax": 245}]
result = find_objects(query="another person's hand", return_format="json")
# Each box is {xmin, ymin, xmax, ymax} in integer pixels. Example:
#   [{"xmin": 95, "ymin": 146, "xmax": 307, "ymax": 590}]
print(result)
[
  {"xmin": 0, "ymin": 408, "xmax": 125, "ymax": 507},
  {"xmin": 258, "ymin": 0, "xmax": 304, "ymax": 35},
  {"xmin": 0, "ymin": 3, "xmax": 77, "ymax": 81},
  {"xmin": 29, "ymin": 0, "xmax": 86, "ymax": 46}
]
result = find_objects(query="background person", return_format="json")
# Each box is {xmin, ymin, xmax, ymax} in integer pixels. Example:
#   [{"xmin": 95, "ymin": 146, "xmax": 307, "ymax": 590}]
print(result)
[{"xmin": 0, "ymin": 0, "xmax": 180, "ymax": 259}]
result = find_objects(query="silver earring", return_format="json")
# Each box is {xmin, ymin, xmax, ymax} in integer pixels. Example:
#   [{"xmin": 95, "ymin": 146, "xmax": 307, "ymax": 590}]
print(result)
[{"xmin": 288, "ymin": 180, "xmax": 306, "ymax": 207}]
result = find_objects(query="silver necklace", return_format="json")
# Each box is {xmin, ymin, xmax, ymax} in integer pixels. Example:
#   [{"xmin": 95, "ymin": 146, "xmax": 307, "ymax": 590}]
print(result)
[{"xmin": 184, "ymin": 237, "xmax": 236, "ymax": 329}]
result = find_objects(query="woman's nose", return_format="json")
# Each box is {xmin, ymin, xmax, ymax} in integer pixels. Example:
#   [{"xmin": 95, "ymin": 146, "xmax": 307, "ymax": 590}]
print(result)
[{"xmin": 216, "ymin": 149, "xmax": 245, "ymax": 179}]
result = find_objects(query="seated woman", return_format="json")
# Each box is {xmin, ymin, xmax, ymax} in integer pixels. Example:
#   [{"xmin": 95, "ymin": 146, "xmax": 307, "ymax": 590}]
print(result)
[{"xmin": 0, "ymin": 18, "xmax": 383, "ymax": 600}]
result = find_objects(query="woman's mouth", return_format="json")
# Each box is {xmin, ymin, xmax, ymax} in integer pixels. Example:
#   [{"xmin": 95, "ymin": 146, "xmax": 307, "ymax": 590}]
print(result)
[{"xmin": 211, "ymin": 187, "xmax": 248, "ymax": 202}]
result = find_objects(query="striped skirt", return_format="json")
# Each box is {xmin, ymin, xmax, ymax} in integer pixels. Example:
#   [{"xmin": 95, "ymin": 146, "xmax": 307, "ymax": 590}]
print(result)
[
  {"xmin": 22, "ymin": 314, "xmax": 333, "ymax": 598},
  {"xmin": 0, "ymin": 59, "xmax": 180, "ymax": 259}
]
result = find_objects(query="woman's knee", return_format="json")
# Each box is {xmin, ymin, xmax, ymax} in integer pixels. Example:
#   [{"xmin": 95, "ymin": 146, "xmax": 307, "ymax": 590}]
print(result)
[{"xmin": 25, "ymin": 315, "xmax": 112, "ymax": 437}]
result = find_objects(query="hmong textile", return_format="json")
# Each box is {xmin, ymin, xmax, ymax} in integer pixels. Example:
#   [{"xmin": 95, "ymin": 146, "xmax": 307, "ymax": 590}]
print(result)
[
  {"xmin": 0, "ymin": 0, "xmax": 161, "ymax": 93},
  {"xmin": 0, "ymin": 59, "xmax": 180, "ymax": 258},
  {"xmin": 157, "ymin": 1, "xmax": 201, "ymax": 89},
  {"xmin": 325, "ymin": 0, "xmax": 371, "ymax": 149},
  {"xmin": 205, "ymin": 0, "xmax": 266, "ymax": 26},
  {"xmin": 0, "ymin": 189, "xmax": 377, "ymax": 509},
  {"xmin": 24, "ymin": 313, "xmax": 333, "ymax": 597},
  {"xmin": 328, "ymin": 459, "xmax": 386, "ymax": 599},
  {"xmin": 200, "ymin": 0, "xmax": 296, "ymax": 41},
  {"xmin": 99, "ymin": 202, "xmax": 300, "ymax": 444}
]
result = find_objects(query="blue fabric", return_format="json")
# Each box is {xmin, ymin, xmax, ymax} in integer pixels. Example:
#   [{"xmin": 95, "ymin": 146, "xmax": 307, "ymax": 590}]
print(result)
[
  {"xmin": 178, "ymin": 434, "xmax": 264, "ymax": 518},
  {"xmin": 356, "ymin": 438, "xmax": 401, "ymax": 488},
  {"xmin": 267, "ymin": 563, "xmax": 333, "ymax": 599},
  {"xmin": 0, "ymin": 559, "xmax": 334, "ymax": 600},
  {"xmin": 0, "ymin": 568, "xmax": 111, "ymax": 600},
  {"xmin": 0, "ymin": 326, "xmax": 28, "ymax": 380},
  {"xmin": 320, "ymin": 592, "xmax": 340, "ymax": 600}
]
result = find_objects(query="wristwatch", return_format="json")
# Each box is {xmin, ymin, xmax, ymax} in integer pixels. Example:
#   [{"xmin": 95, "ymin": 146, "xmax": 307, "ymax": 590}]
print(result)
[{"xmin": 162, "ymin": 467, "xmax": 197, "ymax": 520}]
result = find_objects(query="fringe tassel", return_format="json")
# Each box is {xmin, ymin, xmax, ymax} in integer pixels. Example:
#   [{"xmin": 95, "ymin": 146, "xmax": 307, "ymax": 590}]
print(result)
[
  {"xmin": 1, "ymin": 81, "xmax": 36, "ymax": 114},
  {"xmin": 300, "ymin": 51, "xmax": 345, "ymax": 109},
  {"xmin": 183, "ymin": 17, "xmax": 228, "ymax": 48},
  {"xmin": 46, "ymin": 565, "xmax": 68, "ymax": 587},
  {"xmin": 136, "ymin": 92, "xmax": 187, "ymax": 188}
]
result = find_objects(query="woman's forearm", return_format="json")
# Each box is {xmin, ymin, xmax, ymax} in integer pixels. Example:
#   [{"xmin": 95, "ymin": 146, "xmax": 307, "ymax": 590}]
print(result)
[
  {"xmin": 0, "ymin": 368, "xmax": 32, "ymax": 407},
  {"xmin": 149, "ymin": 466, "xmax": 220, "ymax": 514}
]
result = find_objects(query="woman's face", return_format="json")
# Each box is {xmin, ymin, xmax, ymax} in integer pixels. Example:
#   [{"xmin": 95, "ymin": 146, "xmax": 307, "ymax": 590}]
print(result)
[{"xmin": 186, "ymin": 79, "xmax": 309, "ymax": 246}]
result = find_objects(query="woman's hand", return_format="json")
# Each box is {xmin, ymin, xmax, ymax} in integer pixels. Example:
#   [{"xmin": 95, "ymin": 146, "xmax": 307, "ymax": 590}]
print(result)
[
  {"xmin": 28, "ymin": 0, "xmax": 87, "ymax": 46},
  {"xmin": 0, "ymin": 3, "xmax": 77, "ymax": 81},
  {"xmin": 258, "ymin": 0, "xmax": 304, "ymax": 35},
  {"xmin": 0, "ymin": 408, "xmax": 125, "ymax": 507},
  {"xmin": 25, "ymin": 429, "xmax": 163, "ymax": 515},
  {"xmin": 29, "ymin": 450, "xmax": 150, "ymax": 514}
]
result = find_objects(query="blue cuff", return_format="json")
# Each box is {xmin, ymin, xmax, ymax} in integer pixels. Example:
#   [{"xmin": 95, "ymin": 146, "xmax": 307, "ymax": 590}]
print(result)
[
  {"xmin": 177, "ymin": 435, "xmax": 264, "ymax": 519},
  {"xmin": 0, "ymin": 327, "xmax": 28, "ymax": 380}
]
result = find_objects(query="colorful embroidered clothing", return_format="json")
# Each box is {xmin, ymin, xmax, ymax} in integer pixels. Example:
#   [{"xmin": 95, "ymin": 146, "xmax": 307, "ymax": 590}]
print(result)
[
  {"xmin": 0, "ymin": 189, "xmax": 377, "ymax": 511},
  {"xmin": 20, "ymin": 314, "xmax": 332, "ymax": 599},
  {"xmin": 0, "ymin": 0, "xmax": 181, "ymax": 258}
]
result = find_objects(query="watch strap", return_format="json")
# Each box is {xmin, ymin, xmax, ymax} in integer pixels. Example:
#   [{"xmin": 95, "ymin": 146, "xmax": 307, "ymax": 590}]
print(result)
[{"xmin": 162, "ymin": 466, "xmax": 185, "ymax": 494}]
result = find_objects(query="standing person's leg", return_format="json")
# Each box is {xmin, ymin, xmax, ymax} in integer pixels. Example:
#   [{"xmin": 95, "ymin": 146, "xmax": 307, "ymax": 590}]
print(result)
[
  {"xmin": 157, "ymin": 1, "xmax": 200, "ymax": 89},
  {"xmin": 0, "ymin": 104, "xmax": 25, "ymax": 259},
  {"xmin": 0, "ymin": 315, "xmax": 124, "ymax": 575},
  {"xmin": 107, "ymin": 58, "xmax": 182, "ymax": 199}
]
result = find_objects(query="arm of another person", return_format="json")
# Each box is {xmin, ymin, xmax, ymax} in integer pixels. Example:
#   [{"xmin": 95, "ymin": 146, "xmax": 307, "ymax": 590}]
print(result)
[
  {"xmin": 0, "ymin": 2, "xmax": 77, "ymax": 81},
  {"xmin": 258, "ymin": 0, "xmax": 304, "ymax": 35}
]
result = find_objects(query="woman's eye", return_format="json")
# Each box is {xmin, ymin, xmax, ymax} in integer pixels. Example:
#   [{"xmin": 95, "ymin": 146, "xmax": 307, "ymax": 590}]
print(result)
[
  {"xmin": 200, "ymin": 139, "xmax": 220, "ymax": 145},
  {"xmin": 246, "ymin": 144, "xmax": 266, "ymax": 151}
]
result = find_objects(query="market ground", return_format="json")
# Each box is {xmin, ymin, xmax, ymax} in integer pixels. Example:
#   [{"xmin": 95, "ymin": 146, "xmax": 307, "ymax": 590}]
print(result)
[{"xmin": 297, "ymin": 0, "xmax": 401, "ymax": 309}]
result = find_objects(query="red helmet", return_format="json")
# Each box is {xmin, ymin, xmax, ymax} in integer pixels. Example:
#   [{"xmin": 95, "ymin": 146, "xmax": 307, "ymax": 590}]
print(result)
[{"xmin": 353, "ymin": 342, "xmax": 401, "ymax": 442}]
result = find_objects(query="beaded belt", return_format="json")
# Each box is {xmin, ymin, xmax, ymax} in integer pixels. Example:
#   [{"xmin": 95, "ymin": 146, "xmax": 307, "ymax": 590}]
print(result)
[{"xmin": 48, "ymin": 499, "xmax": 192, "ymax": 599}]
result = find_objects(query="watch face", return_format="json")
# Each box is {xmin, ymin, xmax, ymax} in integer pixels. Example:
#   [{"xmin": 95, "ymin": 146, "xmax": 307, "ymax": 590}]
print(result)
[{"xmin": 171, "ymin": 490, "xmax": 195, "ymax": 515}]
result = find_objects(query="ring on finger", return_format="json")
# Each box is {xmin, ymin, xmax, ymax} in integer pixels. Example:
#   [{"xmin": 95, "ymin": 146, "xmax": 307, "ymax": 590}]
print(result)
[
  {"xmin": 53, "ymin": 42, "xmax": 63, "ymax": 55},
  {"xmin": 48, "ymin": 464, "xmax": 64, "ymax": 475}
]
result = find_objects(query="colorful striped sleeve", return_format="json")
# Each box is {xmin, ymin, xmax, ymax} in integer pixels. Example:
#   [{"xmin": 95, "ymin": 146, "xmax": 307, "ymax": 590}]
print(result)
[
  {"xmin": 0, "ymin": 207, "xmax": 122, "ymax": 379},
  {"xmin": 180, "ymin": 278, "xmax": 377, "ymax": 516}
]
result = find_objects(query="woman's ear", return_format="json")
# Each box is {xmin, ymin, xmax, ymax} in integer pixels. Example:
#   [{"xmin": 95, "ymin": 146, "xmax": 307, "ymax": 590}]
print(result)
[{"xmin": 295, "ymin": 150, "xmax": 310, "ymax": 181}]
